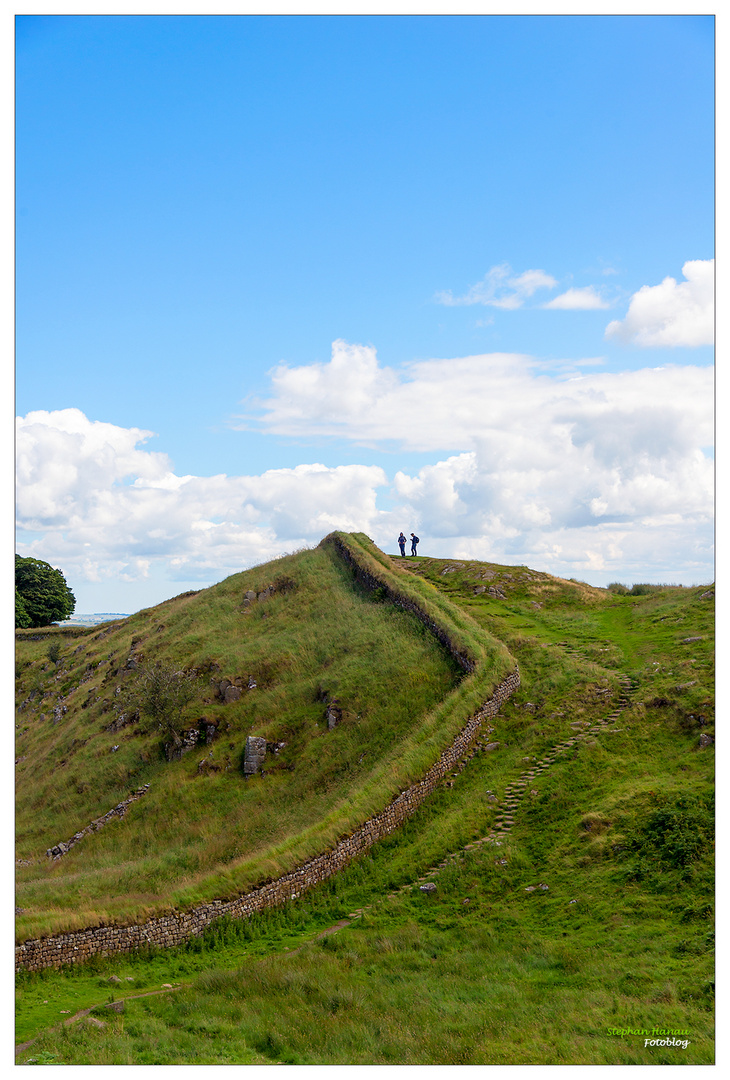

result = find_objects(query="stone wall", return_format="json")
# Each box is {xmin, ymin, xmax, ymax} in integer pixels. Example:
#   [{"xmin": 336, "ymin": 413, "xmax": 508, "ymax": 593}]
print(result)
[
  {"xmin": 16, "ymin": 538, "xmax": 519, "ymax": 973},
  {"xmin": 325, "ymin": 534, "xmax": 477, "ymax": 673},
  {"xmin": 46, "ymin": 785, "xmax": 151, "ymax": 860}
]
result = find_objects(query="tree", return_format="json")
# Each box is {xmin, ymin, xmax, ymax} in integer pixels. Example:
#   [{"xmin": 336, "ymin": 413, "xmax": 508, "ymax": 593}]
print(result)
[
  {"xmin": 123, "ymin": 661, "xmax": 198, "ymax": 739},
  {"xmin": 15, "ymin": 588, "xmax": 32, "ymax": 629},
  {"xmin": 15, "ymin": 555, "xmax": 76, "ymax": 628}
]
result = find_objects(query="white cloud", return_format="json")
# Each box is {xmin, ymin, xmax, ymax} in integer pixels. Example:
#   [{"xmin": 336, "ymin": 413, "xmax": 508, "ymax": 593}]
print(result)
[
  {"xmin": 16, "ymin": 409, "xmax": 389, "ymax": 585},
  {"xmin": 543, "ymin": 286, "xmax": 609, "ymax": 310},
  {"xmin": 16, "ymin": 341, "xmax": 714, "ymax": 604},
  {"xmin": 435, "ymin": 263, "xmax": 557, "ymax": 309},
  {"xmin": 251, "ymin": 340, "xmax": 713, "ymax": 456},
  {"xmin": 249, "ymin": 340, "xmax": 712, "ymax": 583},
  {"xmin": 605, "ymin": 259, "xmax": 714, "ymax": 347}
]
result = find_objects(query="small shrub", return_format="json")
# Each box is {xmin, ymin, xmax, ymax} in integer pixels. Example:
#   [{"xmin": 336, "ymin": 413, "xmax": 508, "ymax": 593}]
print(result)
[{"xmin": 122, "ymin": 661, "xmax": 199, "ymax": 739}]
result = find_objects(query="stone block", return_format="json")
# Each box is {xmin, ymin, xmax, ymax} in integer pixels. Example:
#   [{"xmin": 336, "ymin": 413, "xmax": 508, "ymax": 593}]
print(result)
[{"xmin": 244, "ymin": 735, "xmax": 267, "ymax": 775}]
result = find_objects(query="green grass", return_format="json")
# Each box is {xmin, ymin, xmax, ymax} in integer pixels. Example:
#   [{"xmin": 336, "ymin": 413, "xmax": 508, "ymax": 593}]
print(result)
[
  {"xmin": 16, "ymin": 542, "xmax": 714, "ymax": 1064},
  {"xmin": 15, "ymin": 537, "xmax": 512, "ymax": 938}
]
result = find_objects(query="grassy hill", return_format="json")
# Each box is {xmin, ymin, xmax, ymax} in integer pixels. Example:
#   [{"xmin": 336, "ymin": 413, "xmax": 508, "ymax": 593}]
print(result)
[
  {"xmin": 15, "ymin": 537, "xmax": 714, "ymax": 1064},
  {"xmin": 15, "ymin": 533, "xmax": 513, "ymax": 940}
]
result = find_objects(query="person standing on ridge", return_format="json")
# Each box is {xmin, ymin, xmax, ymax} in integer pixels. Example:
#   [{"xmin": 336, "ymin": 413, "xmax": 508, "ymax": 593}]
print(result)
[
  {"xmin": 398, "ymin": 532, "xmax": 407, "ymax": 556},
  {"xmin": 410, "ymin": 533, "xmax": 419, "ymax": 556}
]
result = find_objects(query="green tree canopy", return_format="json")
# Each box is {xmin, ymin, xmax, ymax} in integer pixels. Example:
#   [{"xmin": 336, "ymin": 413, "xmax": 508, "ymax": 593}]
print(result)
[
  {"xmin": 15, "ymin": 588, "xmax": 32, "ymax": 629},
  {"xmin": 15, "ymin": 556, "xmax": 76, "ymax": 628}
]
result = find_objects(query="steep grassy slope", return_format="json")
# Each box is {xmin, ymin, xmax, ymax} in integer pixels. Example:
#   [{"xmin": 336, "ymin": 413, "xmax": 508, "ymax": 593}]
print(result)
[
  {"xmin": 16, "ymin": 548, "xmax": 713, "ymax": 1064},
  {"xmin": 15, "ymin": 536, "xmax": 513, "ymax": 940}
]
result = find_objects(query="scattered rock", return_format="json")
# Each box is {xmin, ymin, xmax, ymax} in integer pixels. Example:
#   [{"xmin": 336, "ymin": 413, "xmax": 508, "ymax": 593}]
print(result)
[
  {"xmin": 699, "ymin": 733, "xmax": 714, "ymax": 748},
  {"xmin": 197, "ymin": 753, "xmax": 222, "ymax": 775},
  {"xmin": 681, "ymin": 636, "xmax": 704, "ymax": 643},
  {"xmin": 484, "ymin": 742, "xmax": 500, "ymax": 752},
  {"xmin": 419, "ymin": 882, "xmax": 437, "ymax": 893}
]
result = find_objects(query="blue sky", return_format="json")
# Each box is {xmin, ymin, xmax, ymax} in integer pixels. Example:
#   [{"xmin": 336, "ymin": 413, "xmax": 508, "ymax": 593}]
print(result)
[{"xmin": 15, "ymin": 13, "xmax": 715, "ymax": 612}]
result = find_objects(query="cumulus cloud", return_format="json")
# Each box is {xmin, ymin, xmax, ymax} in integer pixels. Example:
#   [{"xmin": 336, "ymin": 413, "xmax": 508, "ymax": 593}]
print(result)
[
  {"xmin": 16, "ymin": 409, "xmax": 389, "ymax": 584},
  {"xmin": 249, "ymin": 340, "xmax": 712, "ymax": 582},
  {"xmin": 605, "ymin": 259, "xmax": 714, "ymax": 347},
  {"xmin": 543, "ymin": 286, "xmax": 609, "ymax": 310},
  {"xmin": 435, "ymin": 264, "xmax": 557, "ymax": 309},
  {"xmin": 16, "ymin": 341, "xmax": 714, "ymax": 601},
  {"xmin": 251, "ymin": 340, "xmax": 713, "ymax": 456}
]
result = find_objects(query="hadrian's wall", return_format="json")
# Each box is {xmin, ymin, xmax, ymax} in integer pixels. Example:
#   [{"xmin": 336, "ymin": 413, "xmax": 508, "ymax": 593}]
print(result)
[
  {"xmin": 16, "ymin": 540, "xmax": 519, "ymax": 973},
  {"xmin": 326, "ymin": 535, "xmax": 477, "ymax": 673}
]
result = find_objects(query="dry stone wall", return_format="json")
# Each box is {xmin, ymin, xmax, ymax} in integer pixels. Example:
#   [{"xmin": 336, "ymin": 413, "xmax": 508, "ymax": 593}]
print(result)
[
  {"xmin": 45, "ymin": 785, "xmax": 151, "ymax": 860},
  {"xmin": 326, "ymin": 535, "xmax": 477, "ymax": 673},
  {"xmin": 16, "ymin": 539, "xmax": 519, "ymax": 973}
]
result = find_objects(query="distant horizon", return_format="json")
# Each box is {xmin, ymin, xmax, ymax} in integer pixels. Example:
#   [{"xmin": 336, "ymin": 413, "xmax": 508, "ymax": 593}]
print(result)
[{"xmin": 16, "ymin": 15, "xmax": 714, "ymax": 612}]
